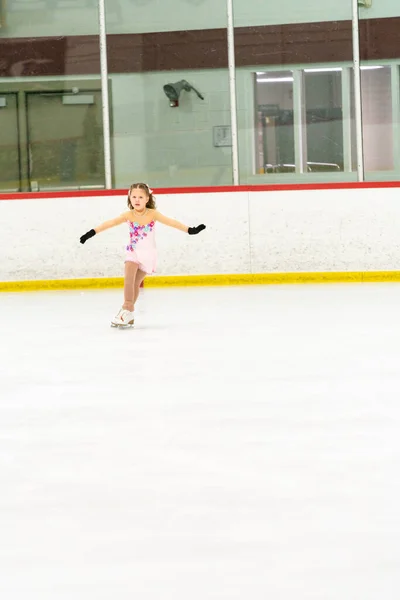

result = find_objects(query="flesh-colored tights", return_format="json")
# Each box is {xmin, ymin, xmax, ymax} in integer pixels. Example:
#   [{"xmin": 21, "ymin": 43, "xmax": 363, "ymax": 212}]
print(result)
[{"xmin": 123, "ymin": 262, "xmax": 147, "ymax": 311}]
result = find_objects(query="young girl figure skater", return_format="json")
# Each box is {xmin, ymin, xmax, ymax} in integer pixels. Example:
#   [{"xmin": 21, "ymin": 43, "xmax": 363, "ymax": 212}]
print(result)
[{"xmin": 79, "ymin": 183, "xmax": 206, "ymax": 327}]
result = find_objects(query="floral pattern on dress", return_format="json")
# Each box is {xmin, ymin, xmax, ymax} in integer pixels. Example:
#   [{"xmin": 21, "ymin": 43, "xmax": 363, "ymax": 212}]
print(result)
[{"xmin": 126, "ymin": 220, "xmax": 155, "ymax": 251}]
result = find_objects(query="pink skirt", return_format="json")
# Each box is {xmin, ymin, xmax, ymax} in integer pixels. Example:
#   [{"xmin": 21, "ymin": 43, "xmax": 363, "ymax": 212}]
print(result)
[{"xmin": 125, "ymin": 249, "xmax": 156, "ymax": 275}]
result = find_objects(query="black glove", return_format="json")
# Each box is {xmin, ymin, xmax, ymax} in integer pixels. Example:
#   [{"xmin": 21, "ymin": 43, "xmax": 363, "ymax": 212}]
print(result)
[
  {"xmin": 80, "ymin": 229, "xmax": 96, "ymax": 244},
  {"xmin": 188, "ymin": 224, "xmax": 206, "ymax": 235}
]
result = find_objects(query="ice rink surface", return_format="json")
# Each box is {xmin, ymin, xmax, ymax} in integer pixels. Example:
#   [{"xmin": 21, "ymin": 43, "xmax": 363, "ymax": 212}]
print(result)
[{"xmin": 1, "ymin": 283, "xmax": 400, "ymax": 599}]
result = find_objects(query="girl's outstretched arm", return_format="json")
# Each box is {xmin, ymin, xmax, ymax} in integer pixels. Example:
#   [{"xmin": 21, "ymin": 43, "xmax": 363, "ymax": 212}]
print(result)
[
  {"xmin": 95, "ymin": 211, "xmax": 131, "ymax": 233},
  {"xmin": 154, "ymin": 211, "xmax": 206, "ymax": 235},
  {"xmin": 80, "ymin": 211, "xmax": 131, "ymax": 244}
]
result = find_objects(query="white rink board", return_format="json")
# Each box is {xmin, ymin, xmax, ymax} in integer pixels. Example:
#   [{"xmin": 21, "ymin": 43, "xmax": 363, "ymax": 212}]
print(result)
[
  {"xmin": 249, "ymin": 187, "xmax": 400, "ymax": 273},
  {"xmin": 1, "ymin": 187, "xmax": 400, "ymax": 281}
]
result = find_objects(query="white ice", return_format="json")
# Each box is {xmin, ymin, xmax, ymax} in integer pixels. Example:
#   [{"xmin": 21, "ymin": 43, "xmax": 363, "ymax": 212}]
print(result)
[{"xmin": 1, "ymin": 284, "xmax": 400, "ymax": 599}]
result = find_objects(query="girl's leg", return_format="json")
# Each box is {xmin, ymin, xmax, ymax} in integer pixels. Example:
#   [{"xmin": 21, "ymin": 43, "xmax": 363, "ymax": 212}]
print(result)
[
  {"xmin": 123, "ymin": 261, "xmax": 139, "ymax": 311},
  {"xmin": 133, "ymin": 269, "xmax": 147, "ymax": 306}
]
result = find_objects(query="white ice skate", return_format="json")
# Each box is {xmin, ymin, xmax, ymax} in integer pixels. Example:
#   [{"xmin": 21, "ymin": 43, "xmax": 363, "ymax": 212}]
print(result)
[{"xmin": 111, "ymin": 308, "xmax": 135, "ymax": 328}]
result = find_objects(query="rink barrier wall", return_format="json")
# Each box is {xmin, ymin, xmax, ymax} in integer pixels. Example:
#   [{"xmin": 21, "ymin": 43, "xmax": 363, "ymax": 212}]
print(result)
[
  {"xmin": 3, "ymin": 271, "xmax": 400, "ymax": 293},
  {"xmin": 2, "ymin": 180, "xmax": 400, "ymax": 200},
  {"xmin": 2, "ymin": 182, "xmax": 400, "ymax": 290}
]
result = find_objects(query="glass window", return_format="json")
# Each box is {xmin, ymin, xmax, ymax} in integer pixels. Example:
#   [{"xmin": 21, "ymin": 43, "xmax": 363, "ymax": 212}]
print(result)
[
  {"xmin": 26, "ymin": 90, "xmax": 105, "ymax": 192},
  {"xmin": 1, "ymin": 0, "xmax": 400, "ymax": 192},
  {"xmin": 254, "ymin": 71, "xmax": 295, "ymax": 174},
  {"xmin": 361, "ymin": 66, "xmax": 393, "ymax": 173},
  {"xmin": 235, "ymin": 0, "xmax": 354, "ymax": 184},
  {"xmin": 304, "ymin": 69, "xmax": 344, "ymax": 173},
  {"xmin": 254, "ymin": 68, "xmax": 347, "ymax": 177},
  {"xmin": 105, "ymin": 2, "xmax": 232, "ymax": 188},
  {"xmin": 0, "ymin": 93, "xmax": 20, "ymax": 192},
  {"xmin": 0, "ymin": 1, "xmax": 102, "ymax": 193},
  {"xmin": 0, "ymin": 81, "xmax": 105, "ymax": 193},
  {"xmin": 395, "ymin": 65, "xmax": 400, "ymax": 175}
]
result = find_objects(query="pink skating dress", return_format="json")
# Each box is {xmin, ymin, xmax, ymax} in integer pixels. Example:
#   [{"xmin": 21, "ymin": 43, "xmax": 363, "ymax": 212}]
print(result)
[{"xmin": 125, "ymin": 219, "xmax": 157, "ymax": 274}]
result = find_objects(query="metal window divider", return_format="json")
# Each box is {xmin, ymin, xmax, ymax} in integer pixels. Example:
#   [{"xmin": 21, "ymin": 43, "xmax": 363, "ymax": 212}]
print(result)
[
  {"xmin": 293, "ymin": 70, "xmax": 307, "ymax": 175},
  {"xmin": 341, "ymin": 67, "xmax": 354, "ymax": 173},
  {"xmin": 98, "ymin": 0, "xmax": 113, "ymax": 189},
  {"xmin": 226, "ymin": 0, "xmax": 240, "ymax": 185},
  {"xmin": 352, "ymin": 0, "xmax": 365, "ymax": 181}
]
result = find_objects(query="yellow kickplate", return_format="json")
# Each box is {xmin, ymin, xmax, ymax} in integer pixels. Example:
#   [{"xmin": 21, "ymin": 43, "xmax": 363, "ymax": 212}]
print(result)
[{"xmin": 2, "ymin": 271, "xmax": 400, "ymax": 292}]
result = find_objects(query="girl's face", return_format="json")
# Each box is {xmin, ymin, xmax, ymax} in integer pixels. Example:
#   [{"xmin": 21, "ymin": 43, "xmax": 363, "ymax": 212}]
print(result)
[{"xmin": 130, "ymin": 188, "xmax": 148, "ymax": 211}]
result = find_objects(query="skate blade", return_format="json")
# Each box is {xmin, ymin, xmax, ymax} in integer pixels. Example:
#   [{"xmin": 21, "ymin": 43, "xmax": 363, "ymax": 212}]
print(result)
[{"xmin": 111, "ymin": 321, "xmax": 134, "ymax": 328}]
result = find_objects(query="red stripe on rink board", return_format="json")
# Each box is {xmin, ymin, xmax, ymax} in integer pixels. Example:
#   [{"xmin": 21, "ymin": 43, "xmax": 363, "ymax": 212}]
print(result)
[{"xmin": 1, "ymin": 181, "xmax": 400, "ymax": 200}]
